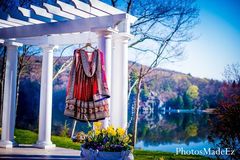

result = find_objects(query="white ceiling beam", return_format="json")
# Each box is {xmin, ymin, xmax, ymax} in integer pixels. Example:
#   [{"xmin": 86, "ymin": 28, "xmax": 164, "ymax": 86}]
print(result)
[
  {"xmin": 18, "ymin": 7, "xmax": 54, "ymax": 23},
  {"xmin": 7, "ymin": 16, "xmax": 32, "ymax": 25},
  {"xmin": 1, "ymin": 7, "xmax": 47, "ymax": 26},
  {"xmin": 71, "ymin": 0, "xmax": 108, "ymax": 17},
  {"xmin": 48, "ymin": 33, "xmax": 97, "ymax": 45},
  {"xmin": 57, "ymin": 1, "xmax": 94, "ymax": 18},
  {"xmin": 31, "ymin": 5, "xmax": 56, "ymax": 22},
  {"xmin": 0, "ymin": 19, "xmax": 22, "ymax": 27},
  {"xmin": 0, "ymin": 23, "xmax": 12, "ymax": 28},
  {"xmin": 3, "ymin": 41, "xmax": 23, "ymax": 47},
  {"xmin": 90, "ymin": 0, "xmax": 124, "ymax": 15},
  {"xmin": 8, "ymin": 36, "xmax": 48, "ymax": 46},
  {"xmin": 90, "ymin": 0, "xmax": 137, "ymax": 23},
  {"xmin": 7, "ymin": 8, "xmax": 38, "ymax": 25},
  {"xmin": 28, "ymin": 18, "xmax": 45, "ymax": 24},
  {"xmin": 43, "ymin": 3, "xmax": 77, "ymax": 20},
  {"xmin": 10, "ymin": 32, "xmax": 99, "ymax": 45},
  {"xmin": 0, "ymin": 8, "xmax": 32, "ymax": 26},
  {"xmin": 18, "ymin": 7, "xmax": 45, "ymax": 24},
  {"xmin": 0, "ymin": 13, "xmax": 127, "ymax": 39}
]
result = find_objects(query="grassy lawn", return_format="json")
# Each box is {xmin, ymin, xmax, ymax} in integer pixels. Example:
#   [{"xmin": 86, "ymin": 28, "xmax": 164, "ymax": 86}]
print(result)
[
  {"xmin": 11, "ymin": 129, "xmax": 212, "ymax": 160},
  {"xmin": 134, "ymin": 150, "xmax": 211, "ymax": 160},
  {"xmin": 14, "ymin": 128, "xmax": 80, "ymax": 150}
]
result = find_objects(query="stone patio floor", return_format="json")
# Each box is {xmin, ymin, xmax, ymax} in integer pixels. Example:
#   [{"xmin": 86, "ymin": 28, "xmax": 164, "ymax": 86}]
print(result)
[{"xmin": 0, "ymin": 144, "xmax": 81, "ymax": 159}]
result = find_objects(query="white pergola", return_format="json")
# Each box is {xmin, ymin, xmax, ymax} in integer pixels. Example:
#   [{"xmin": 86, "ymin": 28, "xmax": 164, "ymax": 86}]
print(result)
[{"xmin": 0, "ymin": 0, "xmax": 136, "ymax": 149}]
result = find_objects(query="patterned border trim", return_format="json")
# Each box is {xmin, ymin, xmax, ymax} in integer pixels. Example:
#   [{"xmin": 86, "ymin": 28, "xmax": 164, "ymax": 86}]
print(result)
[{"xmin": 64, "ymin": 99, "xmax": 109, "ymax": 121}]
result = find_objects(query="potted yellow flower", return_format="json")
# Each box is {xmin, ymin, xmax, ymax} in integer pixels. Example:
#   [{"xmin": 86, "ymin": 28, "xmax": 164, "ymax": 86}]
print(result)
[{"xmin": 80, "ymin": 122, "xmax": 134, "ymax": 160}]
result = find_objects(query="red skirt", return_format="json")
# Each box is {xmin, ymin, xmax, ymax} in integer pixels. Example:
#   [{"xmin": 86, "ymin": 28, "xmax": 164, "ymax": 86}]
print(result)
[{"xmin": 64, "ymin": 49, "xmax": 110, "ymax": 122}]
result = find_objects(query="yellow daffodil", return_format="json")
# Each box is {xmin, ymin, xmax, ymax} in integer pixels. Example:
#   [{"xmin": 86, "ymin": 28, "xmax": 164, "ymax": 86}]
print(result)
[
  {"xmin": 107, "ymin": 125, "xmax": 114, "ymax": 130},
  {"xmin": 95, "ymin": 129, "xmax": 101, "ymax": 136},
  {"xmin": 117, "ymin": 128, "xmax": 125, "ymax": 136},
  {"xmin": 107, "ymin": 126, "xmax": 116, "ymax": 136},
  {"xmin": 106, "ymin": 126, "xmax": 113, "ymax": 133},
  {"xmin": 102, "ymin": 128, "xmax": 107, "ymax": 134},
  {"xmin": 123, "ymin": 135, "xmax": 130, "ymax": 143},
  {"xmin": 110, "ymin": 130, "xmax": 116, "ymax": 136},
  {"xmin": 93, "ymin": 121, "xmax": 102, "ymax": 130}
]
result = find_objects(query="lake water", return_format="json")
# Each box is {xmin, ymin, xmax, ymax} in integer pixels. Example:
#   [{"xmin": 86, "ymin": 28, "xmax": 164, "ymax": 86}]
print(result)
[{"xmin": 134, "ymin": 110, "xmax": 214, "ymax": 155}]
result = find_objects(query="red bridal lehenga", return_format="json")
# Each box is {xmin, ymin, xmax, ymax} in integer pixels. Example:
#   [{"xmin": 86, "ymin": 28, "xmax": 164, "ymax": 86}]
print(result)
[{"xmin": 64, "ymin": 48, "xmax": 110, "ymax": 122}]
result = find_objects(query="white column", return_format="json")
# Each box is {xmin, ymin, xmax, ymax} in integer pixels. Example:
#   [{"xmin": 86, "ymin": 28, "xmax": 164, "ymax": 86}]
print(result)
[
  {"xmin": 97, "ymin": 30, "xmax": 113, "ymax": 128},
  {"xmin": 121, "ymin": 37, "xmax": 129, "ymax": 129},
  {"xmin": 0, "ymin": 42, "xmax": 22, "ymax": 148},
  {"xmin": 111, "ymin": 34, "xmax": 131, "ymax": 129},
  {"xmin": 35, "ymin": 45, "xmax": 55, "ymax": 149}
]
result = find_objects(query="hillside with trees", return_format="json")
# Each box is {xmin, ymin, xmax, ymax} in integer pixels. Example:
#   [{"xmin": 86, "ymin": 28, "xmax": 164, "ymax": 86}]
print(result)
[
  {"xmin": 1, "ymin": 56, "xmax": 222, "ymax": 131},
  {"xmin": 129, "ymin": 61, "xmax": 223, "ymax": 111}
]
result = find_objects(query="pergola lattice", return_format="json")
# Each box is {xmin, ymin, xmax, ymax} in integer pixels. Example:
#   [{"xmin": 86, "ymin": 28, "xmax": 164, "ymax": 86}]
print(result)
[{"xmin": 0, "ymin": 0, "xmax": 136, "ymax": 149}]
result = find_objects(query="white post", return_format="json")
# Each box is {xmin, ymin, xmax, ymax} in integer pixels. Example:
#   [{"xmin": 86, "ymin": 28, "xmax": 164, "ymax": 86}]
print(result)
[
  {"xmin": 121, "ymin": 37, "xmax": 129, "ymax": 129},
  {"xmin": 0, "ymin": 42, "xmax": 22, "ymax": 148},
  {"xmin": 71, "ymin": 120, "xmax": 77, "ymax": 138},
  {"xmin": 35, "ymin": 45, "xmax": 55, "ymax": 149},
  {"xmin": 97, "ymin": 30, "xmax": 113, "ymax": 128},
  {"xmin": 111, "ymin": 34, "xmax": 131, "ymax": 129}
]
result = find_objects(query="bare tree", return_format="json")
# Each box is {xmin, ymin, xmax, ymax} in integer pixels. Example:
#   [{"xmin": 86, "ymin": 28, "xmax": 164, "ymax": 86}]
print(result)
[
  {"xmin": 16, "ymin": 45, "xmax": 41, "ymax": 111},
  {"xmin": 0, "ymin": 45, "xmax": 40, "ymax": 126},
  {"xmin": 108, "ymin": 0, "xmax": 199, "ymax": 145},
  {"xmin": 52, "ymin": 45, "xmax": 76, "ymax": 136},
  {"xmin": 53, "ymin": 45, "xmax": 74, "ymax": 81},
  {"xmin": 223, "ymin": 63, "xmax": 240, "ymax": 83}
]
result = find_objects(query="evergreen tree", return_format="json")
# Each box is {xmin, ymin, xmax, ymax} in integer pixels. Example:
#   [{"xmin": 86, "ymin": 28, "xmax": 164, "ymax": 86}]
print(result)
[
  {"xmin": 141, "ymin": 83, "xmax": 150, "ymax": 102},
  {"xmin": 183, "ymin": 92, "xmax": 193, "ymax": 109},
  {"xmin": 129, "ymin": 70, "xmax": 138, "ymax": 95},
  {"xmin": 202, "ymin": 99, "xmax": 209, "ymax": 109},
  {"xmin": 176, "ymin": 95, "xmax": 184, "ymax": 109}
]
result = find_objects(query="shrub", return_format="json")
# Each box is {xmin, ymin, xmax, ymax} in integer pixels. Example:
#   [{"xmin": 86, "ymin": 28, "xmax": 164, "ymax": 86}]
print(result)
[{"xmin": 208, "ymin": 81, "xmax": 240, "ymax": 160}]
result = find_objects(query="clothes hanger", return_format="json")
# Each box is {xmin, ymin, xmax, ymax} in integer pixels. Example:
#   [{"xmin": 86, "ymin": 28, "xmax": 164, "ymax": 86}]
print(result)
[
  {"xmin": 81, "ymin": 42, "xmax": 95, "ymax": 50},
  {"xmin": 80, "ymin": 1, "xmax": 98, "ymax": 53},
  {"xmin": 80, "ymin": 42, "xmax": 97, "ymax": 54}
]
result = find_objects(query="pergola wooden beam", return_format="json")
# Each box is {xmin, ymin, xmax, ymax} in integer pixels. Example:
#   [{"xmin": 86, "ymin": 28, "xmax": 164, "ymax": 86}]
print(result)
[
  {"xmin": 71, "ymin": 0, "xmax": 108, "ymax": 17},
  {"xmin": 0, "ymin": 8, "xmax": 32, "ymax": 25},
  {"xmin": 43, "ymin": 3, "xmax": 77, "ymax": 20},
  {"xmin": 90, "ymin": 0, "xmax": 124, "ymax": 15},
  {"xmin": 0, "ymin": 19, "xmax": 22, "ymax": 27},
  {"xmin": 30, "ymin": 5, "xmax": 58, "ymax": 21},
  {"xmin": 0, "ymin": 14, "xmax": 127, "ymax": 39},
  {"xmin": 8, "ymin": 32, "xmax": 99, "ymax": 45},
  {"xmin": 56, "ymin": 1, "xmax": 95, "ymax": 18},
  {"xmin": 18, "ymin": 7, "xmax": 54, "ymax": 23}
]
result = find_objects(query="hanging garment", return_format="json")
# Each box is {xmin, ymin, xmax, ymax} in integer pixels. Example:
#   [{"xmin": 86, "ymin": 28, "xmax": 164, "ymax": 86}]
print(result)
[{"xmin": 64, "ymin": 48, "xmax": 110, "ymax": 122}]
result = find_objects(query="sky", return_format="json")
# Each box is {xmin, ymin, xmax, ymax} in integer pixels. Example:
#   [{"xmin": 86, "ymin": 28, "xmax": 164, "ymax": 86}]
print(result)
[{"xmin": 129, "ymin": 0, "xmax": 240, "ymax": 80}]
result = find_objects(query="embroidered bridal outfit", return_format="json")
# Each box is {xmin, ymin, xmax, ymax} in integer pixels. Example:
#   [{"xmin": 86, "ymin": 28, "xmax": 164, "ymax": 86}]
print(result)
[{"xmin": 64, "ymin": 48, "xmax": 110, "ymax": 122}]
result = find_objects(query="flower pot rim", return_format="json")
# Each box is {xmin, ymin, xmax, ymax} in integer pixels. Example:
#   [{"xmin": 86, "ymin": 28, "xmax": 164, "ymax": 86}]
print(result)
[{"xmin": 81, "ymin": 146, "xmax": 132, "ymax": 153}]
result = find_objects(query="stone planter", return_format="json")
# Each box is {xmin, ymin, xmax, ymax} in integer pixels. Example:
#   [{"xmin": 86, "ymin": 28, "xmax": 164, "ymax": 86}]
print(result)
[{"xmin": 80, "ymin": 147, "xmax": 134, "ymax": 160}]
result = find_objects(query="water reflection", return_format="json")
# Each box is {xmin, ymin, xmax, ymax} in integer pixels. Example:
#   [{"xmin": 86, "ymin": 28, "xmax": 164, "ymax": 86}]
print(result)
[{"xmin": 135, "ymin": 110, "xmax": 213, "ymax": 152}]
